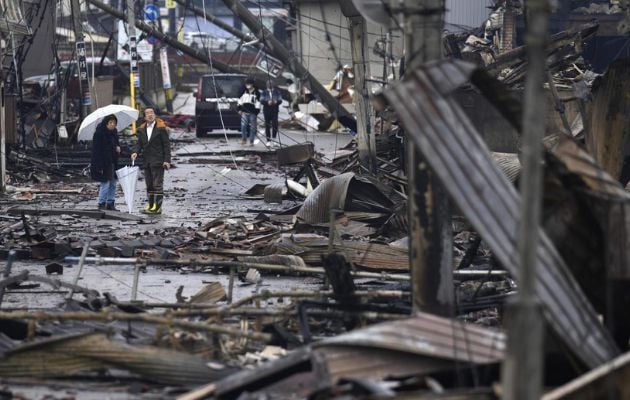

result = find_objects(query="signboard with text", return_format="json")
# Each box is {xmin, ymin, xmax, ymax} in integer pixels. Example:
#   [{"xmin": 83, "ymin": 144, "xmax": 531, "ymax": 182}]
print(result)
[
  {"xmin": 75, "ymin": 41, "xmax": 92, "ymax": 105},
  {"xmin": 160, "ymin": 48, "xmax": 172, "ymax": 90},
  {"xmin": 130, "ymin": 36, "xmax": 140, "ymax": 88},
  {"xmin": 255, "ymin": 53, "xmax": 283, "ymax": 78}
]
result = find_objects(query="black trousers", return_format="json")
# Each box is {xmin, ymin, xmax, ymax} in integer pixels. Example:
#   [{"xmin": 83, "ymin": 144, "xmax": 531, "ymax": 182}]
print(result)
[
  {"xmin": 263, "ymin": 107, "xmax": 279, "ymax": 139},
  {"xmin": 144, "ymin": 165, "xmax": 165, "ymax": 195}
]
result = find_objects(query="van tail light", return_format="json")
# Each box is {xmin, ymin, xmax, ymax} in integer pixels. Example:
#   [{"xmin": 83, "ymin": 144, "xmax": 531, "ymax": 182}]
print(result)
[{"xmin": 196, "ymin": 79, "xmax": 202, "ymax": 101}]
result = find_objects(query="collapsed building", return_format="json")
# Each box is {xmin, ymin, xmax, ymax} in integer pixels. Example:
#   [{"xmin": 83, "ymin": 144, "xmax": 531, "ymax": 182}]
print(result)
[{"xmin": 0, "ymin": 0, "xmax": 630, "ymax": 399}]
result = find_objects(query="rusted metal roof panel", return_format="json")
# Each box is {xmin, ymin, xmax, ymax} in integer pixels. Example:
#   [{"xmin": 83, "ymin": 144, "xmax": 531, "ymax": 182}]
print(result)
[
  {"xmin": 385, "ymin": 59, "xmax": 618, "ymax": 368},
  {"xmin": 315, "ymin": 346, "xmax": 455, "ymax": 382},
  {"xmin": 315, "ymin": 312, "xmax": 505, "ymax": 364}
]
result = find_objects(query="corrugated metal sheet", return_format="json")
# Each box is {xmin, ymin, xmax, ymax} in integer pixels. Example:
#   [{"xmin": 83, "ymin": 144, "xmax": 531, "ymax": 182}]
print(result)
[
  {"xmin": 445, "ymin": 0, "xmax": 494, "ymax": 30},
  {"xmin": 296, "ymin": 173, "xmax": 395, "ymax": 224},
  {"xmin": 385, "ymin": 59, "xmax": 618, "ymax": 369},
  {"xmin": 0, "ymin": 332, "xmax": 236, "ymax": 384},
  {"xmin": 296, "ymin": 172, "xmax": 354, "ymax": 224},
  {"xmin": 0, "ymin": 0, "xmax": 30, "ymax": 36},
  {"xmin": 315, "ymin": 312, "xmax": 505, "ymax": 364},
  {"xmin": 492, "ymin": 152, "xmax": 521, "ymax": 182}
]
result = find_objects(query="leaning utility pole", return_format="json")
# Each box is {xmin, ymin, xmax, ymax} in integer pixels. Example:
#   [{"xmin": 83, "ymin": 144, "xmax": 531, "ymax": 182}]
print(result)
[
  {"xmin": 501, "ymin": 0, "xmax": 549, "ymax": 399},
  {"xmin": 70, "ymin": 0, "xmax": 91, "ymax": 118},
  {"xmin": 87, "ymin": 0, "xmax": 239, "ymax": 73},
  {"xmin": 171, "ymin": 0, "xmax": 256, "ymax": 45},
  {"xmin": 219, "ymin": 0, "xmax": 357, "ymax": 132},
  {"xmin": 404, "ymin": 0, "xmax": 454, "ymax": 316}
]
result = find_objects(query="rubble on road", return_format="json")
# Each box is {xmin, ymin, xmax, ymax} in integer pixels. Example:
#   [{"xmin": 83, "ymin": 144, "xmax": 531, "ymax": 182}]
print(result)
[{"xmin": 3, "ymin": 8, "xmax": 630, "ymax": 400}]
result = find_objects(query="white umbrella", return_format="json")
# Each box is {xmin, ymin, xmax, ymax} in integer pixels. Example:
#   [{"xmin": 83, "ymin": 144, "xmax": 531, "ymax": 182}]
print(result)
[
  {"xmin": 78, "ymin": 104, "xmax": 139, "ymax": 141},
  {"xmin": 115, "ymin": 161, "xmax": 139, "ymax": 214}
]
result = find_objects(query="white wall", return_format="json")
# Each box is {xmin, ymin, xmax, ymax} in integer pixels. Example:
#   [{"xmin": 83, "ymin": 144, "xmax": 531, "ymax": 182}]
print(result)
[
  {"xmin": 296, "ymin": 2, "xmax": 404, "ymax": 89},
  {"xmin": 445, "ymin": 0, "xmax": 494, "ymax": 30}
]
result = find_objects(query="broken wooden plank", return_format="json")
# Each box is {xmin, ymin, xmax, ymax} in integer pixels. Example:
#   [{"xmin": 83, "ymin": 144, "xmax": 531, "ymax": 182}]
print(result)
[
  {"xmin": 14, "ymin": 187, "xmax": 84, "ymax": 194},
  {"xmin": 542, "ymin": 350, "xmax": 630, "ymax": 400},
  {"xmin": 7, "ymin": 206, "xmax": 144, "ymax": 221}
]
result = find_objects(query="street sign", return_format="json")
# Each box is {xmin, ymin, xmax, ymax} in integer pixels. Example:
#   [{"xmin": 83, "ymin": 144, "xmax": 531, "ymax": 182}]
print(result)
[
  {"xmin": 255, "ymin": 53, "xmax": 283, "ymax": 78},
  {"xmin": 144, "ymin": 4, "xmax": 159, "ymax": 21},
  {"xmin": 160, "ymin": 48, "xmax": 172, "ymax": 90},
  {"xmin": 130, "ymin": 36, "xmax": 139, "ymax": 75},
  {"xmin": 75, "ymin": 42, "xmax": 92, "ymax": 106},
  {"xmin": 166, "ymin": 0, "xmax": 176, "ymax": 9}
]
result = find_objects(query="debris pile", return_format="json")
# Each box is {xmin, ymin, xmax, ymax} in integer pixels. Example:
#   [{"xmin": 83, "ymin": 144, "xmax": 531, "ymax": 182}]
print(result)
[{"xmin": 1, "ymin": 5, "xmax": 630, "ymax": 400}]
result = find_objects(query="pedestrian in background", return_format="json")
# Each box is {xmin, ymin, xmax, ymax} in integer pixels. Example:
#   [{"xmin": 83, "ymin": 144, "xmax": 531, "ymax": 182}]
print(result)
[
  {"xmin": 131, "ymin": 107, "xmax": 171, "ymax": 215},
  {"xmin": 90, "ymin": 114, "xmax": 121, "ymax": 210},
  {"xmin": 237, "ymin": 78, "xmax": 261, "ymax": 146},
  {"xmin": 260, "ymin": 80, "xmax": 282, "ymax": 147},
  {"xmin": 287, "ymin": 78, "xmax": 299, "ymax": 113}
]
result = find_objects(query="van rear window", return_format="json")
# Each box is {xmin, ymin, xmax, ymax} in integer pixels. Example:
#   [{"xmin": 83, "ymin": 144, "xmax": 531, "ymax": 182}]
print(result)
[{"xmin": 202, "ymin": 76, "xmax": 245, "ymax": 98}]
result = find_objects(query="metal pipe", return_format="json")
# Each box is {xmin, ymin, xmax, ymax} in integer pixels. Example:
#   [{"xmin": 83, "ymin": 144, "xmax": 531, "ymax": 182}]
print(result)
[
  {"xmin": 67, "ymin": 241, "xmax": 90, "ymax": 300},
  {"xmin": 131, "ymin": 264, "xmax": 141, "ymax": 301},
  {"xmin": 64, "ymin": 256, "xmax": 508, "ymax": 279}
]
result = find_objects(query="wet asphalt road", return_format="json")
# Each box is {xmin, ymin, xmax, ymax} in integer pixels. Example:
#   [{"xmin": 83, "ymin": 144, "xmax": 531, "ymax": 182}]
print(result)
[{"xmin": 3, "ymin": 123, "xmax": 353, "ymax": 308}]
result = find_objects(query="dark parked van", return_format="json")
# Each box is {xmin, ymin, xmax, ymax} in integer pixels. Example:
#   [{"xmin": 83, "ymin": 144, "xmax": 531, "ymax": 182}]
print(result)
[{"xmin": 195, "ymin": 73, "xmax": 247, "ymax": 137}]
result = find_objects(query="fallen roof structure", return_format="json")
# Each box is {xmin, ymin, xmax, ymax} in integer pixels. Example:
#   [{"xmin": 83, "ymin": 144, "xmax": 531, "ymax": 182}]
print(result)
[{"xmin": 384, "ymin": 59, "xmax": 619, "ymax": 369}]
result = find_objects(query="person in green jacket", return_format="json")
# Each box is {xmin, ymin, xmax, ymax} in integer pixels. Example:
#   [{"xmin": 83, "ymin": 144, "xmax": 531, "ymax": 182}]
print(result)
[{"xmin": 131, "ymin": 107, "xmax": 171, "ymax": 214}]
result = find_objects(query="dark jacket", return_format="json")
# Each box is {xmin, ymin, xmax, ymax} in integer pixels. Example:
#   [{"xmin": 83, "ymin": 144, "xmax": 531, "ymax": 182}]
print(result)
[
  {"xmin": 134, "ymin": 118, "xmax": 171, "ymax": 167},
  {"xmin": 260, "ymin": 88, "xmax": 282, "ymax": 111},
  {"xmin": 90, "ymin": 120, "xmax": 119, "ymax": 182},
  {"xmin": 237, "ymin": 88, "xmax": 261, "ymax": 115}
]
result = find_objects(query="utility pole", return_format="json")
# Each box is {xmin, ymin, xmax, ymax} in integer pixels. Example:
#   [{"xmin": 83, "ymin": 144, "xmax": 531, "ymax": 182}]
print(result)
[
  {"xmin": 501, "ymin": 0, "xmax": 549, "ymax": 399},
  {"xmin": 219, "ymin": 0, "xmax": 357, "ymax": 132},
  {"xmin": 0, "ymin": 40, "xmax": 5, "ymax": 194},
  {"xmin": 349, "ymin": 17, "xmax": 376, "ymax": 172},
  {"xmin": 340, "ymin": 0, "xmax": 376, "ymax": 173},
  {"xmin": 165, "ymin": 0, "xmax": 177, "ymax": 113},
  {"xmin": 404, "ymin": 0, "xmax": 453, "ymax": 316},
  {"xmin": 89, "ymin": 0, "xmax": 354, "ymax": 128},
  {"xmin": 70, "ymin": 0, "xmax": 91, "ymax": 118},
  {"xmin": 88, "ymin": 0, "xmax": 247, "ymax": 74},
  {"xmin": 126, "ymin": 0, "xmax": 139, "ymax": 127}
]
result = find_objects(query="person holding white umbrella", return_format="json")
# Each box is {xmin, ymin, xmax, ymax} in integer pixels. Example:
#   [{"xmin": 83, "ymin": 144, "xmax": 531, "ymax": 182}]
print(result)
[{"xmin": 90, "ymin": 114, "xmax": 121, "ymax": 210}]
